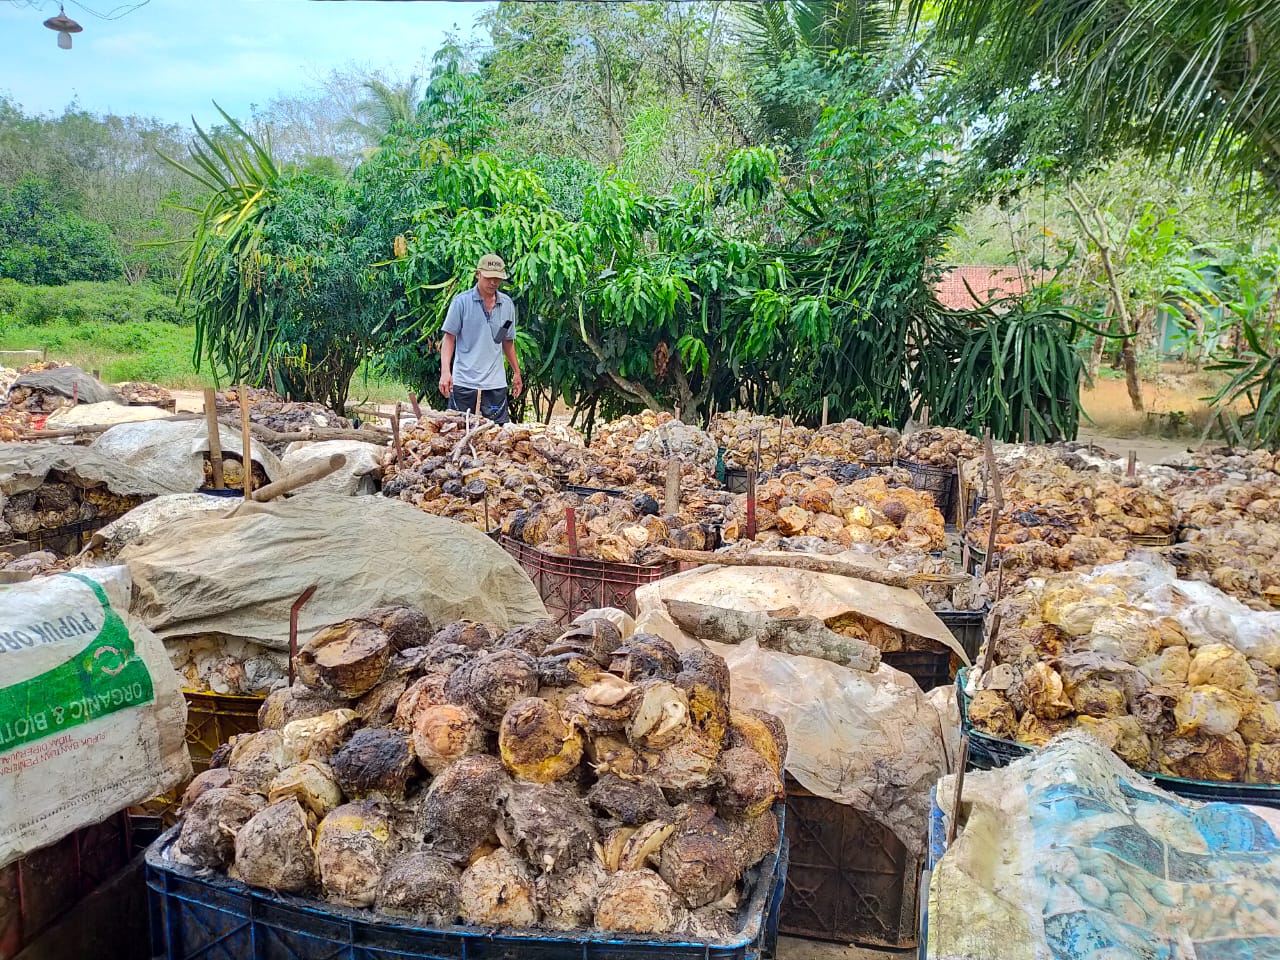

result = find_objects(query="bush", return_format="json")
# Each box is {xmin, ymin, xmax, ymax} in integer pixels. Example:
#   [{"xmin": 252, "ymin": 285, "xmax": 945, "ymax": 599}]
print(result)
[{"xmin": 0, "ymin": 280, "xmax": 184, "ymax": 326}]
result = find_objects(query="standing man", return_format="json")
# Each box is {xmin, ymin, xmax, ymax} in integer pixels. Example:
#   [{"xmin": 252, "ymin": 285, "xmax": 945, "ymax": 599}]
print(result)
[{"xmin": 438, "ymin": 253, "xmax": 523, "ymax": 424}]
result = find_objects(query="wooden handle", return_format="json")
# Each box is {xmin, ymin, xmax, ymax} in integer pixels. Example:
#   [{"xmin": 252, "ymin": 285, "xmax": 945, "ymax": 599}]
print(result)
[
  {"xmin": 251, "ymin": 454, "xmax": 347, "ymax": 503},
  {"xmin": 566, "ymin": 505, "xmax": 578, "ymax": 557},
  {"xmin": 204, "ymin": 388, "xmax": 224, "ymax": 489},
  {"xmin": 745, "ymin": 466, "xmax": 757, "ymax": 541},
  {"xmin": 665, "ymin": 458, "xmax": 682, "ymax": 514}
]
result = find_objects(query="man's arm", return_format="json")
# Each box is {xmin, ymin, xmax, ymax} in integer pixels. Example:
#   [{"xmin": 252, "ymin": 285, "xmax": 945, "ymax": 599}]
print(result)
[
  {"xmin": 439, "ymin": 332, "xmax": 456, "ymax": 398},
  {"xmin": 502, "ymin": 338, "xmax": 522, "ymax": 397}
]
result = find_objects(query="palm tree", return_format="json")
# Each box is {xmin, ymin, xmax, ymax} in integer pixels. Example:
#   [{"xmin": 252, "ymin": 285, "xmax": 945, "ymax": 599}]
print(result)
[
  {"xmin": 917, "ymin": 0, "xmax": 1280, "ymax": 184},
  {"xmin": 343, "ymin": 76, "xmax": 424, "ymax": 148}
]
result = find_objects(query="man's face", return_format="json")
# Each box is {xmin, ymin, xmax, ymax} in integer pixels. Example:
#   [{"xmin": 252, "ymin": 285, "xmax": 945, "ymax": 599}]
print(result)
[{"xmin": 477, "ymin": 273, "xmax": 503, "ymax": 298}]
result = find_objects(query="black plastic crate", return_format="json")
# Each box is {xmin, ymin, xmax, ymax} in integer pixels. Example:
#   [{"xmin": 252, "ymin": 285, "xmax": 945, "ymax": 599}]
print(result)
[
  {"xmin": 893, "ymin": 458, "xmax": 957, "ymax": 521},
  {"xmin": 935, "ymin": 609, "xmax": 987, "ymax": 662},
  {"xmin": 780, "ymin": 779, "xmax": 919, "ymax": 948},
  {"xmin": 147, "ymin": 814, "xmax": 788, "ymax": 960},
  {"xmin": 882, "ymin": 649, "xmax": 953, "ymax": 693},
  {"xmin": 724, "ymin": 468, "xmax": 750, "ymax": 494}
]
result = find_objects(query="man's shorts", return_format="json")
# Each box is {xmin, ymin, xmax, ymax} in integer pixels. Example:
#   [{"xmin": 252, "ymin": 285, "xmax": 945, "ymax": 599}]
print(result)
[{"xmin": 448, "ymin": 386, "xmax": 510, "ymax": 425}]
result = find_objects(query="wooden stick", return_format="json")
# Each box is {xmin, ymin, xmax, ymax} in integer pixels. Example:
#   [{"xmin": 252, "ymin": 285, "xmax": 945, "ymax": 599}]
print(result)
[
  {"xmin": 821, "ymin": 396, "xmax": 829, "ymax": 427},
  {"xmin": 238, "ymin": 384, "xmax": 254, "ymax": 499},
  {"xmin": 982, "ymin": 430, "xmax": 1003, "ymax": 574},
  {"xmin": 566, "ymin": 505, "xmax": 578, "ymax": 557},
  {"xmin": 20, "ymin": 412, "xmax": 389, "ymax": 443},
  {"xmin": 390, "ymin": 405, "xmax": 402, "ymax": 463},
  {"xmin": 657, "ymin": 546, "xmax": 970, "ymax": 590},
  {"xmin": 203, "ymin": 388, "xmax": 224, "ymax": 489},
  {"xmin": 665, "ymin": 458, "xmax": 682, "ymax": 515},
  {"xmin": 288, "ymin": 584, "xmax": 318, "ymax": 687},
  {"xmin": 1127, "ymin": 450, "xmax": 1137, "ymax": 477},
  {"xmin": 745, "ymin": 466, "xmax": 757, "ymax": 540},
  {"xmin": 946, "ymin": 736, "xmax": 970, "ymax": 846},
  {"xmin": 250, "ymin": 454, "xmax": 346, "ymax": 502},
  {"xmin": 408, "ymin": 392, "xmax": 422, "ymax": 418}
]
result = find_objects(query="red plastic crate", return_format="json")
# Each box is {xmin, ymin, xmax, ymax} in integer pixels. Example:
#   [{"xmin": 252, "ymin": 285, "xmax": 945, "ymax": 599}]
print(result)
[
  {"xmin": 500, "ymin": 535, "xmax": 678, "ymax": 626},
  {"xmin": 0, "ymin": 811, "xmax": 132, "ymax": 959}
]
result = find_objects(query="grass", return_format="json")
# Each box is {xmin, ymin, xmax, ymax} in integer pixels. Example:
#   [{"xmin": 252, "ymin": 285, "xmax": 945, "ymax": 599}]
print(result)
[{"xmin": 0, "ymin": 317, "xmax": 415, "ymax": 405}]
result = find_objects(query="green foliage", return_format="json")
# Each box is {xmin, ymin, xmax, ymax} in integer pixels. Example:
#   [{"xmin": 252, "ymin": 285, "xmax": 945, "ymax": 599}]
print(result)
[
  {"xmin": 0, "ymin": 316, "xmax": 203, "ymax": 387},
  {"xmin": 0, "ymin": 279, "xmax": 182, "ymax": 327},
  {"xmin": 168, "ymin": 108, "xmax": 400, "ymax": 410},
  {"xmin": 0, "ymin": 177, "xmax": 122, "ymax": 284},
  {"xmin": 919, "ymin": 0, "xmax": 1280, "ymax": 186}
]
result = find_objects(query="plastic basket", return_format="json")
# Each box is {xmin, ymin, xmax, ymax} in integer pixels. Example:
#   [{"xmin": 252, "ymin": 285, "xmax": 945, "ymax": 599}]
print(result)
[
  {"xmin": 564, "ymin": 483, "xmax": 629, "ymax": 499},
  {"xmin": 0, "ymin": 811, "xmax": 132, "ymax": 959},
  {"xmin": 500, "ymin": 535, "xmax": 679, "ymax": 627},
  {"xmin": 882, "ymin": 649, "xmax": 953, "ymax": 693},
  {"xmin": 135, "ymin": 691, "xmax": 263, "ymax": 827},
  {"xmin": 955, "ymin": 668, "xmax": 1280, "ymax": 805},
  {"xmin": 894, "ymin": 458, "xmax": 957, "ymax": 520},
  {"xmin": 1128, "ymin": 531, "xmax": 1177, "ymax": 547},
  {"xmin": 779, "ymin": 778, "xmax": 919, "ymax": 948},
  {"xmin": 935, "ymin": 609, "xmax": 987, "ymax": 663},
  {"xmin": 146, "ymin": 808, "xmax": 788, "ymax": 960},
  {"xmin": 22, "ymin": 517, "xmax": 112, "ymax": 558}
]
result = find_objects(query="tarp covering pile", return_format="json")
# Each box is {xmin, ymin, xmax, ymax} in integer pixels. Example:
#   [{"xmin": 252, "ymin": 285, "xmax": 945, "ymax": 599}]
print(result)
[
  {"xmin": 91, "ymin": 420, "xmax": 282, "ymax": 492},
  {"xmin": 120, "ymin": 493, "xmax": 547, "ymax": 653},
  {"xmin": 280, "ymin": 439, "xmax": 383, "ymax": 496},
  {"xmin": 9, "ymin": 366, "xmax": 116, "ymax": 405},
  {"xmin": 930, "ymin": 731, "xmax": 1280, "ymax": 959},
  {"xmin": 635, "ymin": 562, "xmax": 953, "ymax": 855},
  {"xmin": 0, "ymin": 442, "xmax": 183, "ymax": 499},
  {"xmin": 0, "ymin": 566, "xmax": 190, "ymax": 868}
]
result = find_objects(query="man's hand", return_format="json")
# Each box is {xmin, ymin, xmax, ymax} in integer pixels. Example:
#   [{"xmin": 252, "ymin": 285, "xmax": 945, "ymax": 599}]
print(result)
[
  {"xmin": 439, "ymin": 370, "xmax": 453, "ymax": 398},
  {"xmin": 511, "ymin": 370, "xmax": 523, "ymax": 398}
]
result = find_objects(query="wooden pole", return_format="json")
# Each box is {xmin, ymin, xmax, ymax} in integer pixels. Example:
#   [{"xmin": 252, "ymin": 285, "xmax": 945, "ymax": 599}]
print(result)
[
  {"xmin": 982, "ymin": 430, "xmax": 1003, "ymax": 574},
  {"xmin": 821, "ymin": 396, "xmax": 829, "ymax": 427},
  {"xmin": 745, "ymin": 467, "xmax": 757, "ymax": 540},
  {"xmin": 566, "ymin": 505, "xmax": 578, "ymax": 557},
  {"xmin": 204, "ymin": 388, "xmax": 224, "ymax": 489},
  {"xmin": 1127, "ymin": 450, "xmax": 1137, "ymax": 477},
  {"xmin": 391, "ymin": 405, "xmax": 403, "ymax": 463},
  {"xmin": 665, "ymin": 457, "xmax": 682, "ymax": 515},
  {"xmin": 251, "ymin": 454, "xmax": 346, "ymax": 502},
  {"xmin": 408, "ymin": 392, "xmax": 422, "ymax": 418},
  {"xmin": 238, "ymin": 385, "xmax": 254, "ymax": 499}
]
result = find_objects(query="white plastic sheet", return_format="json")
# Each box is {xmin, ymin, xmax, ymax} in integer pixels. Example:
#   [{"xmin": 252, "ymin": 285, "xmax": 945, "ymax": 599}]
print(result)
[
  {"xmin": 91, "ymin": 419, "xmax": 282, "ymax": 493},
  {"xmin": 635, "ymin": 564, "xmax": 950, "ymax": 855}
]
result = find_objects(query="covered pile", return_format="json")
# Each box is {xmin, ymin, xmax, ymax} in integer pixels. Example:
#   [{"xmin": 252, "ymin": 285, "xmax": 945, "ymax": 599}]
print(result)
[
  {"xmin": 382, "ymin": 413, "xmax": 565, "ymax": 530},
  {"xmin": 968, "ymin": 559, "xmax": 1280, "ymax": 783},
  {"xmin": 170, "ymin": 610, "xmax": 783, "ymax": 940},
  {"xmin": 502, "ymin": 490, "xmax": 717, "ymax": 564}
]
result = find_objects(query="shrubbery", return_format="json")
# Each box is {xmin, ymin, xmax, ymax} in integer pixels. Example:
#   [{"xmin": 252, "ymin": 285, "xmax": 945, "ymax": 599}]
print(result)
[{"xmin": 0, "ymin": 279, "xmax": 184, "ymax": 327}]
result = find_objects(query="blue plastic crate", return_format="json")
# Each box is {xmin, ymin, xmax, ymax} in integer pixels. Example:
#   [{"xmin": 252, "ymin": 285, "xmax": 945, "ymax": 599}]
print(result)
[{"xmin": 147, "ymin": 808, "xmax": 788, "ymax": 960}]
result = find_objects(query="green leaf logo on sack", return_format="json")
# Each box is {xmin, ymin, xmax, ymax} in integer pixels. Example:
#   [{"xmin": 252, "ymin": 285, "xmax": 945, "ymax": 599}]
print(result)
[{"xmin": 0, "ymin": 573, "xmax": 155, "ymax": 753}]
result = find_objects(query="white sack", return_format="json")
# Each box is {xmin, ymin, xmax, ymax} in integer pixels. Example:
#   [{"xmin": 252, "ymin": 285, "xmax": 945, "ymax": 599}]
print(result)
[{"xmin": 0, "ymin": 566, "xmax": 190, "ymax": 868}]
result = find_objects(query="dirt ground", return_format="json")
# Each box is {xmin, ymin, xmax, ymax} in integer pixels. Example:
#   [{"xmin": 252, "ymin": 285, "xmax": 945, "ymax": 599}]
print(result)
[{"xmin": 777, "ymin": 937, "xmax": 905, "ymax": 959}]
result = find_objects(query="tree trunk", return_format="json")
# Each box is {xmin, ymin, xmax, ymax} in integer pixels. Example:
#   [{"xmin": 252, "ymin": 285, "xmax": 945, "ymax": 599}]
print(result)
[{"xmin": 1097, "ymin": 244, "xmax": 1143, "ymax": 412}]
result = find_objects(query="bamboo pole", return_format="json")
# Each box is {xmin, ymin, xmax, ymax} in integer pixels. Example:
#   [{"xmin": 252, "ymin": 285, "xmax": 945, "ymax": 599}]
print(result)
[
  {"xmin": 238, "ymin": 384, "xmax": 254, "ymax": 499},
  {"xmin": 204, "ymin": 388, "xmax": 224, "ymax": 489}
]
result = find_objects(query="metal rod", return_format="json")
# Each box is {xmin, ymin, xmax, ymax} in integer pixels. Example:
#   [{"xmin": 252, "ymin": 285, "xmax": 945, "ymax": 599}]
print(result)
[
  {"xmin": 288, "ymin": 585, "xmax": 317, "ymax": 686},
  {"xmin": 946, "ymin": 736, "xmax": 970, "ymax": 846}
]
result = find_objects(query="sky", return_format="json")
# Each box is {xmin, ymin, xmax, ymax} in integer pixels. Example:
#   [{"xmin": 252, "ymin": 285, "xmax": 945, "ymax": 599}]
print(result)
[{"xmin": 0, "ymin": 0, "xmax": 493, "ymax": 128}]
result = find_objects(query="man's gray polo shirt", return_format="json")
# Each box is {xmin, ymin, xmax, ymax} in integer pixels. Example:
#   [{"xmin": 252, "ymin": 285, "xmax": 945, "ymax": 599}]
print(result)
[{"xmin": 442, "ymin": 286, "xmax": 517, "ymax": 391}]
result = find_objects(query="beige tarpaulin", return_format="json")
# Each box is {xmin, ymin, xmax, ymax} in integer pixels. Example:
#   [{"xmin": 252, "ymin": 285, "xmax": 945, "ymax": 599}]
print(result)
[
  {"xmin": 120, "ymin": 494, "xmax": 547, "ymax": 653},
  {"xmin": 45, "ymin": 401, "xmax": 171, "ymax": 428},
  {"xmin": 280, "ymin": 440, "xmax": 384, "ymax": 496},
  {"xmin": 0, "ymin": 442, "xmax": 186, "ymax": 498},
  {"xmin": 634, "ymin": 561, "xmax": 952, "ymax": 855},
  {"xmin": 91, "ymin": 419, "xmax": 282, "ymax": 493}
]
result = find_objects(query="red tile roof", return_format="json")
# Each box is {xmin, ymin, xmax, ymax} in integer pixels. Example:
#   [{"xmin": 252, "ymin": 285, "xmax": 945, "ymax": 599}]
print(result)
[{"xmin": 935, "ymin": 266, "xmax": 1039, "ymax": 310}]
